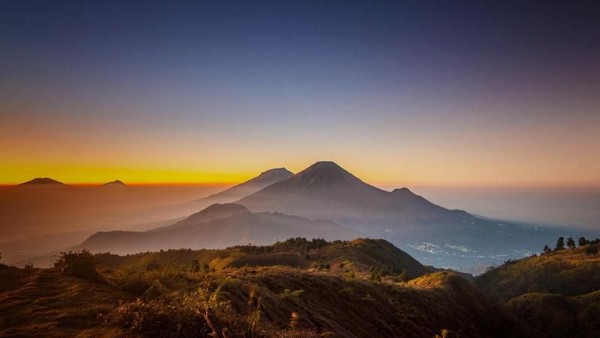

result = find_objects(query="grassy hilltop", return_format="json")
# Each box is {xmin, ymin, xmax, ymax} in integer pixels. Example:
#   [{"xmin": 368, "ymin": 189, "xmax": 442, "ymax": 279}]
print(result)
[
  {"xmin": 476, "ymin": 243, "xmax": 600, "ymax": 338},
  {"xmin": 0, "ymin": 238, "xmax": 537, "ymax": 338}
]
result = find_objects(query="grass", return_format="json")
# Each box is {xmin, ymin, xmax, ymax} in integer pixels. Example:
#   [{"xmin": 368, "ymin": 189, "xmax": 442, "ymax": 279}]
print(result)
[
  {"xmin": 475, "ymin": 245, "xmax": 600, "ymax": 338},
  {"xmin": 504, "ymin": 291, "xmax": 600, "ymax": 338},
  {"xmin": 476, "ymin": 246, "xmax": 600, "ymax": 303},
  {"xmin": 0, "ymin": 238, "xmax": 545, "ymax": 337}
]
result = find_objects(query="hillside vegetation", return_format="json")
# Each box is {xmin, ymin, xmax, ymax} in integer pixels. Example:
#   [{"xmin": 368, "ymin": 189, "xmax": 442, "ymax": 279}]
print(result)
[
  {"xmin": 504, "ymin": 291, "xmax": 600, "ymax": 338},
  {"xmin": 0, "ymin": 238, "xmax": 539, "ymax": 337},
  {"xmin": 476, "ymin": 245, "xmax": 600, "ymax": 303},
  {"xmin": 476, "ymin": 243, "xmax": 600, "ymax": 338},
  {"xmin": 96, "ymin": 238, "xmax": 429, "ymax": 281}
]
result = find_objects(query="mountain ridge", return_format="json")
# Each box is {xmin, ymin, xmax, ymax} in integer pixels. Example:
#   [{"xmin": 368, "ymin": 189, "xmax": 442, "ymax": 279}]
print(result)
[
  {"xmin": 237, "ymin": 161, "xmax": 468, "ymax": 227},
  {"xmin": 80, "ymin": 203, "xmax": 361, "ymax": 254},
  {"xmin": 18, "ymin": 177, "xmax": 66, "ymax": 186},
  {"xmin": 101, "ymin": 180, "xmax": 127, "ymax": 187},
  {"xmin": 197, "ymin": 167, "xmax": 294, "ymax": 204}
]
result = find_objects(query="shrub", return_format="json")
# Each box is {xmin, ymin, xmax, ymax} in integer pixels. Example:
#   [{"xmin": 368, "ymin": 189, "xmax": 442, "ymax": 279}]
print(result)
[{"xmin": 54, "ymin": 250, "xmax": 103, "ymax": 282}]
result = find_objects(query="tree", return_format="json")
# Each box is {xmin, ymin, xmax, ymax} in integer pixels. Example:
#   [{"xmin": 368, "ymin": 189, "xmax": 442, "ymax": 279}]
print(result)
[
  {"xmin": 567, "ymin": 237, "xmax": 576, "ymax": 249},
  {"xmin": 555, "ymin": 237, "xmax": 565, "ymax": 251},
  {"xmin": 578, "ymin": 237, "xmax": 589, "ymax": 247},
  {"xmin": 543, "ymin": 245, "xmax": 551, "ymax": 254}
]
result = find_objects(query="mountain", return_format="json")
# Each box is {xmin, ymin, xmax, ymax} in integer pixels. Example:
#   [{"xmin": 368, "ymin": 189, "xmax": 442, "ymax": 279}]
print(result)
[
  {"xmin": 18, "ymin": 177, "xmax": 66, "ymax": 186},
  {"xmin": 236, "ymin": 161, "xmax": 568, "ymax": 271},
  {"xmin": 237, "ymin": 161, "xmax": 460, "ymax": 225},
  {"xmin": 198, "ymin": 167, "xmax": 293, "ymax": 204},
  {"xmin": 80, "ymin": 203, "xmax": 361, "ymax": 254},
  {"xmin": 101, "ymin": 180, "xmax": 127, "ymax": 187}
]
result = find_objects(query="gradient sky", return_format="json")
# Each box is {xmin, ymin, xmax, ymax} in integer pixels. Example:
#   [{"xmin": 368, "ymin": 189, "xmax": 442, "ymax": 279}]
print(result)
[{"xmin": 1, "ymin": 1, "xmax": 599, "ymax": 186}]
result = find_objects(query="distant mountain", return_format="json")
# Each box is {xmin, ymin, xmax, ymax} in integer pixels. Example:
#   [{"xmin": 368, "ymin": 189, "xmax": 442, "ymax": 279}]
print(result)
[
  {"xmin": 101, "ymin": 180, "xmax": 127, "ymax": 187},
  {"xmin": 237, "ymin": 161, "xmax": 471, "ymax": 236},
  {"xmin": 80, "ymin": 203, "xmax": 360, "ymax": 254},
  {"xmin": 199, "ymin": 168, "xmax": 293, "ymax": 204},
  {"xmin": 18, "ymin": 177, "xmax": 66, "ymax": 186},
  {"xmin": 236, "ymin": 161, "xmax": 568, "ymax": 271}
]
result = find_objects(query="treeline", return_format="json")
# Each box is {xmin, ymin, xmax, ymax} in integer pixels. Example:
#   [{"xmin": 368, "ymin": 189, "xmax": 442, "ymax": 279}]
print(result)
[
  {"xmin": 543, "ymin": 236, "xmax": 599, "ymax": 255},
  {"xmin": 231, "ymin": 237, "xmax": 337, "ymax": 254}
]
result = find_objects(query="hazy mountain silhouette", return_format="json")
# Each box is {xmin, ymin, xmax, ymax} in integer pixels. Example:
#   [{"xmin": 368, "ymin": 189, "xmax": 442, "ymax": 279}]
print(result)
[
  {"xmin": 237, "ymin": 161, "xmax": 466, "ymax": 230},
  {"xmin": 236, "ymin": 161, "xmax": 568, "ymax": 270},
  {"xmin": 18, "ymin": 177, "xmax": 66, "ymax": 186},
  {"xmin": 81, "ymin": 203, "xmax": 360, "ymax": 254},
  {"xmin": 101, "ymin": 180, "xmax": 127, "ymax": 187},
  {"xmin": 198, "ymin": 168, "xmax": 293, "ymax": 204}
]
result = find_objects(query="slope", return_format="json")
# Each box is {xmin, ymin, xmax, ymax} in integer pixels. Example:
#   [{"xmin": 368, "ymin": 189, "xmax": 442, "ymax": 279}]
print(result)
[
  {"xmin": 199, "ymin": 167, "xmax": 293, "ymax": 204},
  {"xmin": 95, "ymin": 238, "xmax": 430, "ymax": 280},
  {"xmin": 0, "ymin": 266, "xmax": 131, "ymax": 337},
  {"xmin": 1, "ymin": 239, "xmax": 540, "ymax": 337},
  {"xmin": 476, "ymin": 245, "xmax": 600, "ymax": 303},
  {"xmin": 504, "ymin": 291, "xmax": 600, "ymax": 338},
  {"xmin": 476, "ymin": 244, "xmax": 600, "ymax": 338}
]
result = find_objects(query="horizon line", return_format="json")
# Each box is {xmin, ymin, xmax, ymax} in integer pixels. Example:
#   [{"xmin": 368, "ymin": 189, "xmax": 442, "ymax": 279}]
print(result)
[{"xmin": 2, "ymin": 179, "xmax": 600, "ymax": 189}]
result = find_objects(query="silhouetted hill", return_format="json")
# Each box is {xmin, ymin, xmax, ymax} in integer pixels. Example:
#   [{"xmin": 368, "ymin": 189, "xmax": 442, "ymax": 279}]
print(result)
[
  {"xmin": 101, "ymin": 180, "xmax": 127, "ymax": 187},
  {"xmin": 154, "ymin": 203, "xmax": 251, "ymax": 231},
  {"xmin": 199, "ymin": 167, "xmax": 293, "ymax": 204},
  {"xmin": 80, "ymin": 203, "xmax": 361, "ymax": 254},
  {"xmin": 18, "ymin": 177, "xmax": 66, "ymax": 186}
]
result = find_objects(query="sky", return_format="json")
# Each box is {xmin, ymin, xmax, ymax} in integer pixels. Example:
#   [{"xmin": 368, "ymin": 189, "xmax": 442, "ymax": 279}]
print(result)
[{"xmin": 1, "ymin": 0, "xmax": 599, "ymax": 186}]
